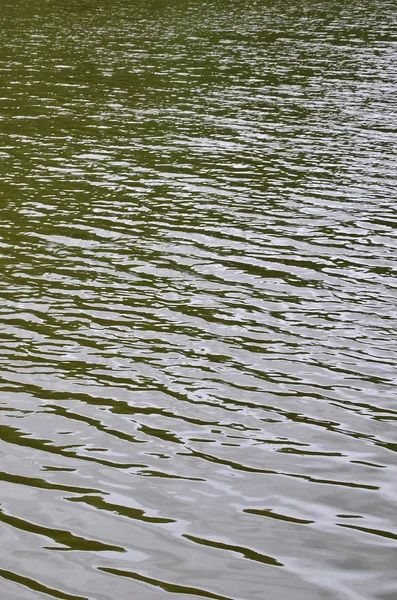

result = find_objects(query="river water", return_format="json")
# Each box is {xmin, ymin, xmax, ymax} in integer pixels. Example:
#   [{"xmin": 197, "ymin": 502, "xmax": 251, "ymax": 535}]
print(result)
[{"xmin": 0, "ymin": 1, "xmax": 396, "ymax": 599}]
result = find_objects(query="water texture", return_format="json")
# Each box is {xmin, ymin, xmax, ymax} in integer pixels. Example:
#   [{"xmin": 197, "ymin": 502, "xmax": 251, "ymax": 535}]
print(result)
[{"xmin": 0, "ymin": 1, "xmax": 396, "ymax": 599}]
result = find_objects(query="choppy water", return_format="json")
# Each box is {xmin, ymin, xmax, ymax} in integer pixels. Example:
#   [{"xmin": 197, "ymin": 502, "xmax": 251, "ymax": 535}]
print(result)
[{"xmin": 1, "ymin": 1, "xmax": 396, "ymax": 599}]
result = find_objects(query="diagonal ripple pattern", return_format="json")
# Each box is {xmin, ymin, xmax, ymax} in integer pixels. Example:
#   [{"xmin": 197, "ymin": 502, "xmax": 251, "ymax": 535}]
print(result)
[{"xmin": 0, "ymin": 1, "xmax": 396, "ymax": 599}]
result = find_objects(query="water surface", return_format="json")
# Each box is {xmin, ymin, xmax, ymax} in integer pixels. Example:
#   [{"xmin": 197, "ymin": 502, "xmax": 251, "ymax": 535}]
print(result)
[{"xmin": 0, "ymin": 1, "xmax": 396, "ymax": 599}]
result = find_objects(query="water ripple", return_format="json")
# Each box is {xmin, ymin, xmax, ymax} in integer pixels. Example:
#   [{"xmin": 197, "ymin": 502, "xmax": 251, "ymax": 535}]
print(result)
[{"xmin": 1, "ymin": 0, "xmax": 396, "ymax": 599}]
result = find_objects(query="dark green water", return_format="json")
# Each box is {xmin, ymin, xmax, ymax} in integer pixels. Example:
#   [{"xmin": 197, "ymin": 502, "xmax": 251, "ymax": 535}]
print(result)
[{"xmin": 1, "ymin": 1, "xmax": 396, "ymax": 598}]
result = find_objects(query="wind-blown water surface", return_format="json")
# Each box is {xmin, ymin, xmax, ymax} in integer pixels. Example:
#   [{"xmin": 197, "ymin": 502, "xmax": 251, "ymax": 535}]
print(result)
[{"xmin": 0, "ymin": 1, "xmax": 396, "ymax": 599}]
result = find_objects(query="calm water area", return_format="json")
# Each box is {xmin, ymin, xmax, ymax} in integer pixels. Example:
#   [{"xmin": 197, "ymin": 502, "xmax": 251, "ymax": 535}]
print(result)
[{"xmin": 0, "ymin": 1, "xmax": 396, "ymax": 599}]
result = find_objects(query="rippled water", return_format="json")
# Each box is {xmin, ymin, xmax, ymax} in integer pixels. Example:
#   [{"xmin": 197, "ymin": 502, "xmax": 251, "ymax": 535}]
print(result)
[{"xmin": 1, "ymin": 1, "xmax": 396, "ymax": 599}]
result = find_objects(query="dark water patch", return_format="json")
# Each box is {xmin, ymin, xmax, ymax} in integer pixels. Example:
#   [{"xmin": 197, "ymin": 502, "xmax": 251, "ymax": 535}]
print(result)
[
  {"xmin": 243, "ymin": 508, "xmax": 314, "ymax": 525},
  {"xmin": 68, "ymin": 494, "xmax": 175, "ymax": 524},
  {"xmin": 0, "ymin": 569, "xmax": 89, "ymax": 600},
  {"xmin": 183, "ymin": 534, "xmax": 284, "ymax": 567},
  {"xmin": 98, "ymin": 566, "xmax": 235, "ymax": 600},
  {"xmin": 0, "ymin": 508, "xmax": 125, "ymax": 552}
]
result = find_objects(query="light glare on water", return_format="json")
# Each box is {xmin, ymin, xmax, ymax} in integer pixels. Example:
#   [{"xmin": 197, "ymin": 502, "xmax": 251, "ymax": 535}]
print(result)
[{"xmin": 0, "ymin": 1, "xmax": 396, "ymax": 599}]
